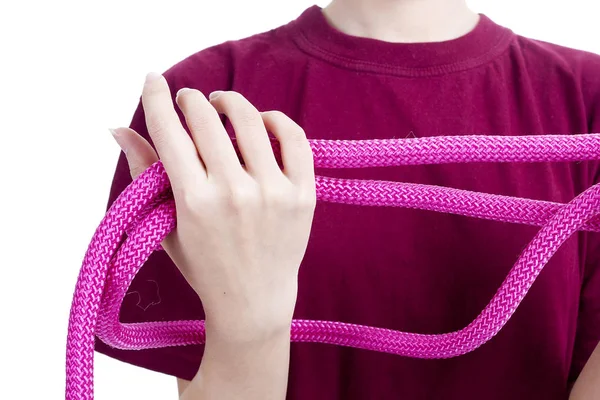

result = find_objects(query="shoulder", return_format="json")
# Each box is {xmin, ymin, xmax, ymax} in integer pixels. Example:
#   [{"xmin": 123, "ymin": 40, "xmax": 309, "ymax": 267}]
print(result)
[
  {"xmin": 161, "ymin": 25, "xmax": 299, "ymax": 95},
  {"xmin": 512, "ymin": 34, "xmax": 600, "ymax": 108}
]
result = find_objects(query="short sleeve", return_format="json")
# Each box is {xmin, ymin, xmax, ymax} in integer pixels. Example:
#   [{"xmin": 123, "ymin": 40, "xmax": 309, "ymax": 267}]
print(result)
[
  {"xmin": 94, "ymin": 45, "xmax": 233, "ymax": 381},
  {"xmin": 568, "ymin": 52, "xmax": 600, "ymax": 384}
]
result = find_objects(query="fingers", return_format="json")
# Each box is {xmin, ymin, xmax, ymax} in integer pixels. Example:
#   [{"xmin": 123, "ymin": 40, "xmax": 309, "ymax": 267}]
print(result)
[
  {"xmin": 140, "ymin": 78, "xmax": 312, "ymax": 194},
  {"xmin": 110, "ymin": 127, "xmax": 159, "ymax": 179},
  {"xmin": 142, "ymin": 72, "xmax": 206, "ymax": 192},
  {"xmin": 175, "ymin": 88, "xmax": 243, "ymax": 181},
  {"xmin": 209, "ymin": 91, "xmax": 280, "ymax": 180},
  {"xmin": 260, "ymin": 111, "xmax": 315, "ymax": 187}
]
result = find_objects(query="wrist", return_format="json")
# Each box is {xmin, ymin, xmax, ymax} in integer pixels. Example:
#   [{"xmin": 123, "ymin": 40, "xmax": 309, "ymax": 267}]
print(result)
[
  {"xmin": 204, "ymin": 312, "xmax": 292, "ymax": 345},
  {"xmin": 201, "ymin": 278, "xmax": 298, "ymax": 343}
]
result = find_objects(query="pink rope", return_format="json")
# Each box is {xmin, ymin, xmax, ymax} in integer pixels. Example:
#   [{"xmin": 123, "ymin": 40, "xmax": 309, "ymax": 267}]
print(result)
[{"xmin": 66, "ymin": 134, "xmax": 600, "ymax": 399}]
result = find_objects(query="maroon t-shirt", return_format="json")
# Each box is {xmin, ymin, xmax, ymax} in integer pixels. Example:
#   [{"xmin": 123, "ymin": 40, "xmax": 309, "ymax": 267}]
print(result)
[{"xmin": 95, "ymin": 6, "xmax": 600, "ymax": 399}]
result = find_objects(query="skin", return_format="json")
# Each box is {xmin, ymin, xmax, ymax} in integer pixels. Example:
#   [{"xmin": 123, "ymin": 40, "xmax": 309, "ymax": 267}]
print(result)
[
  {"xmin": 112, "ymin": 0, "xmax": 600, "ymax": 398},
  {"xmin": 571, "ymin": 342, "xmax": 600, "ymax": 398},
  {"xmin": 113, "ymin": 75, "xmax": 315, "ymax": 399}
]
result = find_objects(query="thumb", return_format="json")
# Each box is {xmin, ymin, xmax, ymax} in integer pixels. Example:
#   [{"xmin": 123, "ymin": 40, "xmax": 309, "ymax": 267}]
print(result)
[
  {"xmin": 110, "ymin": 127, "xmax": 176, "ymax": 256},
  {"xmin": 110, "ymin": 127, "xmax": 159, "ymax": 179}
]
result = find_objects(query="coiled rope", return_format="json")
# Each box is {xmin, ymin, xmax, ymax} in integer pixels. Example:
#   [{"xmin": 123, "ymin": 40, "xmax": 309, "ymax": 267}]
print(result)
[{"xmin": 66, "ymin": 134, "xmax": 600, "ymax": 399}]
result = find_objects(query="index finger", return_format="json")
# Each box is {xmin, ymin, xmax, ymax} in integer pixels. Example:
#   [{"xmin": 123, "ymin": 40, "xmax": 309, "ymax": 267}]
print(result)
[{"xmin": 142, "ymin": 72, "xmax": 206, "ymax": 192}]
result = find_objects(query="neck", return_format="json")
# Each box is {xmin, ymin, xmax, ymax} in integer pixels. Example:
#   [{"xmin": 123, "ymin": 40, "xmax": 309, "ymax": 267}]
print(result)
[{"xmin": 322, "ymin": 0, "xmax": 479, "ymax": 43}]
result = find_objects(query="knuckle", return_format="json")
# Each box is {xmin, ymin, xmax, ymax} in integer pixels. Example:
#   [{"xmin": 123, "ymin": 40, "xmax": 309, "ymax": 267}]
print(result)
[
  {"xmin": 145, "ymin": 112, "xmax": 163, "ymax": 133},
  {"xmin": 179, "ymin": 93, "xmax": 213, "ymax": 129},
  {"xmin": 288, "ymin": 132, "xmax": 310, "ymax": 155},
  {"xmin": 236, "ymin": 107, "xmax": 262, "ymax": 127},
  {"xmin": 145, "ymin": 118, "xmax": 169, "ymax": 145},
  {"xmin": 224, "ymin": 183, "xmax": 259, "ymax": 209},
  {"xmin": 222, "ymin": 92, "xmax": 261, "ymax": 128},
  {"xmin": 151, "ymin": 132, "xmax": 169, "ymax": 150},
  {"xmin": 150, "ymin": 131, "xmax": 169, "ymax": 150},
  {"xmin": 262, "ymin": 185, "xmax": 290, "ymax": 206},
  {"xmin": 289, "ymin": 126, "xmax": 307, "ymax": 142},
  {"xmin": 303, "ymin": 144, "xmax": 315, "ymax": 163},
  {"xmin": 177, "ymin": 188, "xmax": 202, "ymax": 210},
  {"xmin": 298, "ymin": 191, "xmax": 317, "ymax": 210},
  {"xmin": 266, "ymin": 110, "xmax": 299, "ymax": 132},
  {"xmin": 187, "ymin": 112, "xmax": 213, "ymax": 131}
]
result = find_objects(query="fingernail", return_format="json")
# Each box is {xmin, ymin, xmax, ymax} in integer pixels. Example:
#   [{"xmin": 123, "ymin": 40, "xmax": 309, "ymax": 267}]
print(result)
[
  {"xmin": 209, "ymin": 90, "xmax": 224, "ymax": 100},
  {"xmin": 176, "ymin": 87, "xmax": 193, "ymax": 98},
  {"xmin": 145, "ymin": 72, "xmax": 162, "ymax": 83},
  {"xmin": 109, "ymin": 128, "xmax": 127, "ymax": 154}
]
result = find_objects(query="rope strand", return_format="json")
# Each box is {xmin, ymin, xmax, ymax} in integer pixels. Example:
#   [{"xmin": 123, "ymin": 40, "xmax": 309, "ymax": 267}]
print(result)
[{"xmin": 66, "ymin": 134, "xmax": 600, "ymax": 399}]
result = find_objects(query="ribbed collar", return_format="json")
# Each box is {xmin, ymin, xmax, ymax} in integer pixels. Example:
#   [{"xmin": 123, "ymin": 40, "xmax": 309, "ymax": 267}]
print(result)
[{"xmin": 286, "ymin": 5, "xmax": 515, "ymax": 76}]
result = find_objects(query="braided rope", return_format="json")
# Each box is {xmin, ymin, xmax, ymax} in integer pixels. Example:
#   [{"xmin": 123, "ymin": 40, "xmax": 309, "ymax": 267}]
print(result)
[{"xmin": 66, "ymin": 134, "xmax": 600, "ymax": 399}]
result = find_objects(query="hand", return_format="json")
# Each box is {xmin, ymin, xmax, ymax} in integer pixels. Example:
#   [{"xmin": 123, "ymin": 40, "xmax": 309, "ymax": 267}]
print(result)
[{"xmin": 110, "ymin": 72, "xmax": 316, "ymax": 341}]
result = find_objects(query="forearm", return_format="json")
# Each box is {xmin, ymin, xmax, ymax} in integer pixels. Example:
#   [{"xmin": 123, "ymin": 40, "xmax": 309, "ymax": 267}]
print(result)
[
  {"xmin": 180, "ymin": 325, "xmax": 291, "ymax": 400},
  {"xmin": 570, "ymin": 341, "xmax": 600, "ymax": 399}
]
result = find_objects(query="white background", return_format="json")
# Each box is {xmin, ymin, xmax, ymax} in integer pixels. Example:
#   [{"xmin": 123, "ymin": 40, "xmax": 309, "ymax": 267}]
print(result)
[{"xmin": 1, "ymin": 0, "xmax": 599, "ymax": 398}]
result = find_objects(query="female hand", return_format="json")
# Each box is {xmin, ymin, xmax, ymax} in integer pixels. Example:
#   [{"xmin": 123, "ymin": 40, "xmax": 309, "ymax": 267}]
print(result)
[{"xmin": 110, "ymin": 72, "xmax": 316, "ymax": 342}]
